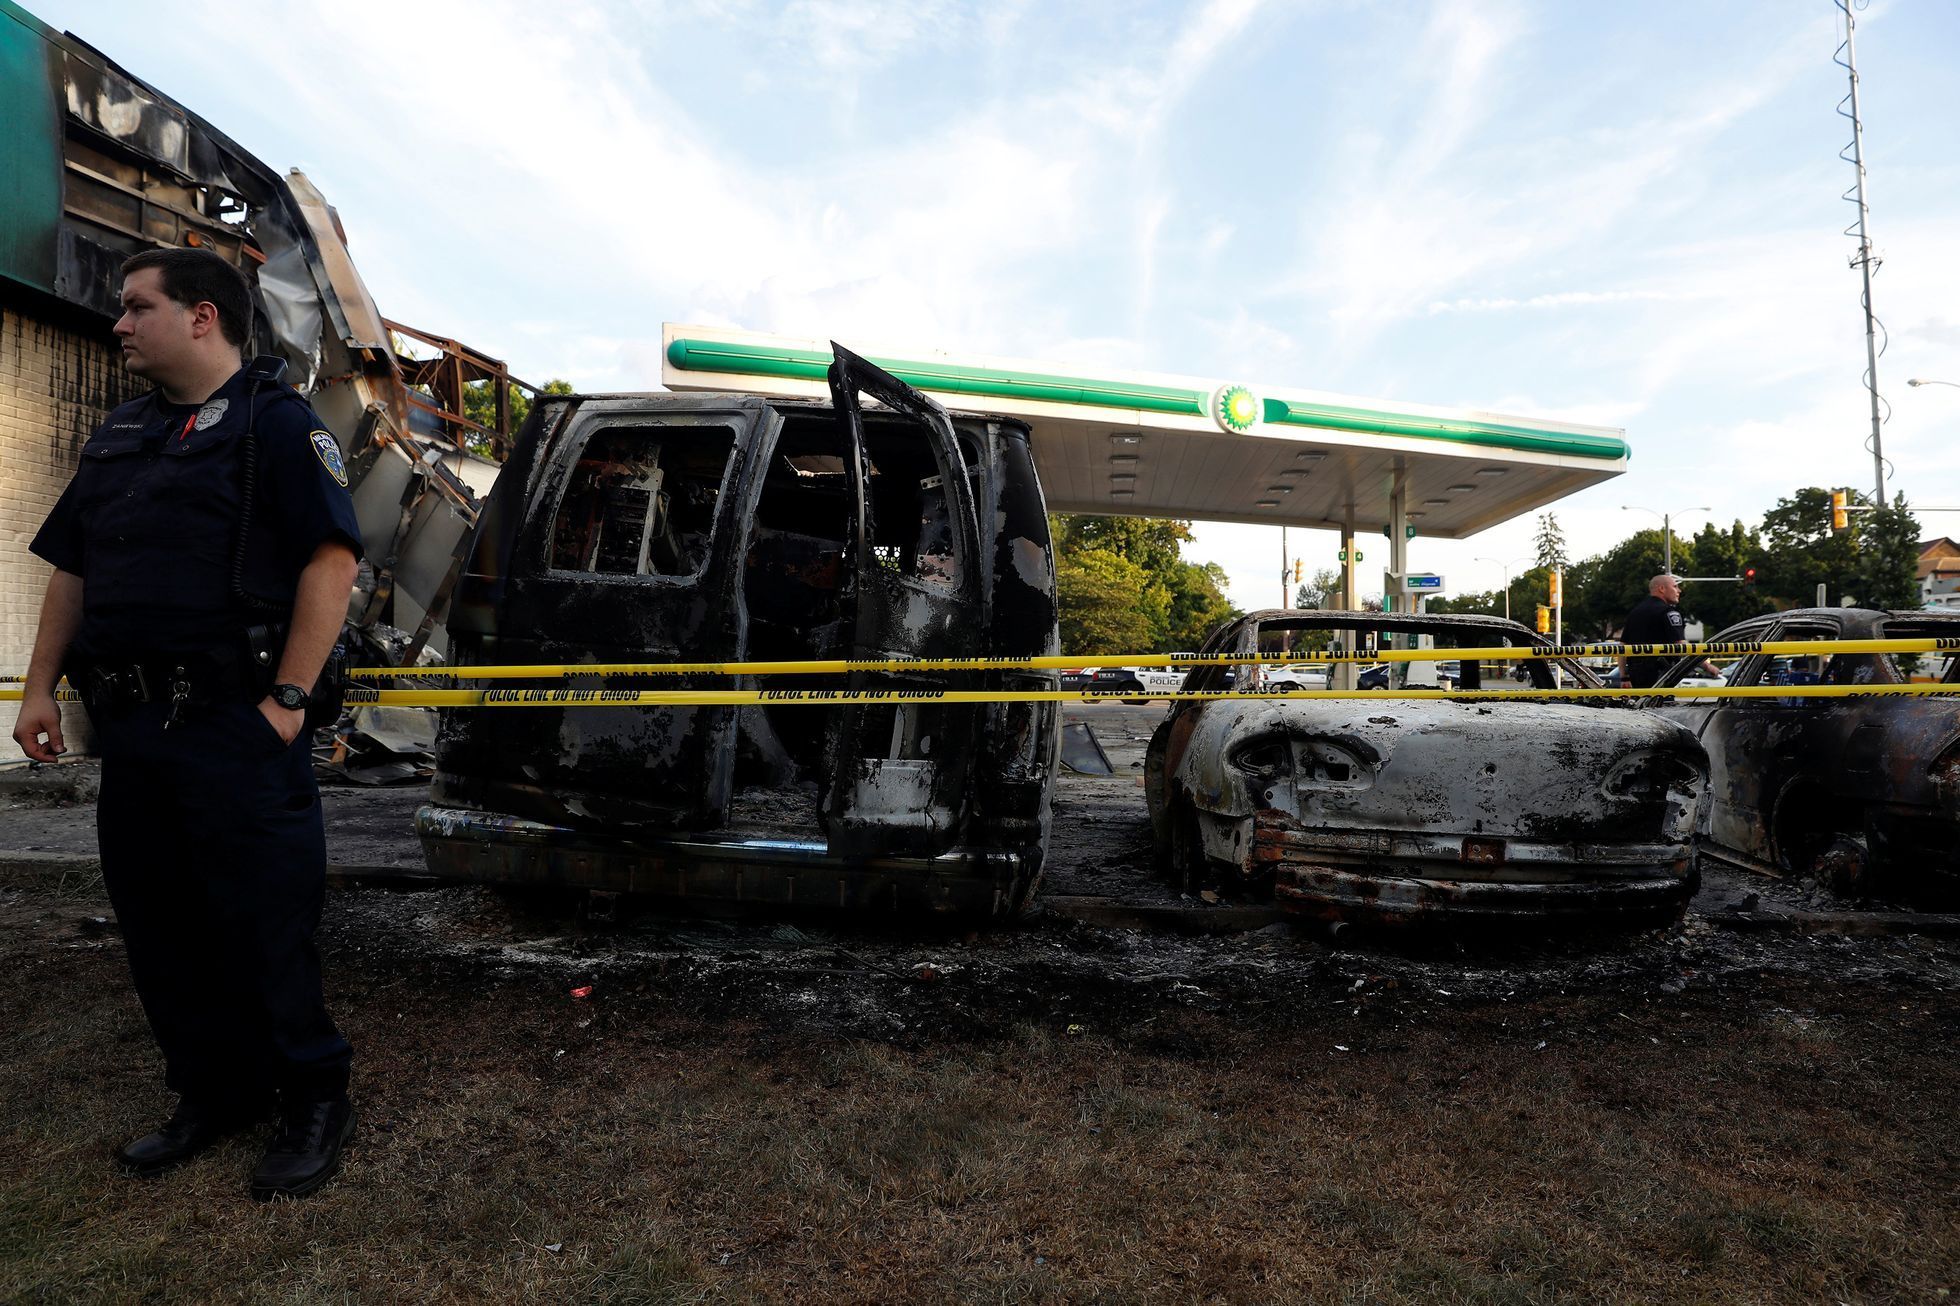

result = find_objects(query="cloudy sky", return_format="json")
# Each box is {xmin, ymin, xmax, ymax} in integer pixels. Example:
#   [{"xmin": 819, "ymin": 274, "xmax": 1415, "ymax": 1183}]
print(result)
[{"xmin": 35, "ymin": 0, "xmax": 1960, "ymax": 607}]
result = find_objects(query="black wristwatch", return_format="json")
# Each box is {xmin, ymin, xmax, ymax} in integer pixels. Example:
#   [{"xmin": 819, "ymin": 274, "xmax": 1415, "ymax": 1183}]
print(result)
[{"xmin": 270, "ymin": 683, "xmax": 310, "ymax": 711}]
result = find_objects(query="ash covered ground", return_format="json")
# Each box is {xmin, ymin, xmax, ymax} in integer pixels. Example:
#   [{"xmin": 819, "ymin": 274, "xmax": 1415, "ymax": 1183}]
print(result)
[
  {"xmin": 2, "ymin": 703, "xmax": 1955, "ymax": 1047},
  {"xmin": 6, "ymin": 705, "xmax": 1958, "ymax": 1302}
]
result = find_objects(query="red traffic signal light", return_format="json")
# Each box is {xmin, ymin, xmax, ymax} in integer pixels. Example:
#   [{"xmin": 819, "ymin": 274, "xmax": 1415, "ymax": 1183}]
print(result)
[{"xmin": 1742, "ymin": 566, "xmax": 1757, "ymax": 584}]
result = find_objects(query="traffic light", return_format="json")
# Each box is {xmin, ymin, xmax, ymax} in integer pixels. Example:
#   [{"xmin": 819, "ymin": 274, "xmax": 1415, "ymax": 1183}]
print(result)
[
  {"xmin": 1293, "ymin": 559, "xmax": 1303, "ymax": 583},
  {"xmin": 1830, "ymin": 490, "xmax": 1849, "ymax": 532},
  {"xmin": 1548, "ymin": 569, "xmax": 1563, "ymax": 609},
  {"xmin": 1535, "ymin": 604, "xmax": 1551, "ymax": 634},
  {"xmin": 1741, "ymin": 566, "xmax": 1758, "ymax": 585}
]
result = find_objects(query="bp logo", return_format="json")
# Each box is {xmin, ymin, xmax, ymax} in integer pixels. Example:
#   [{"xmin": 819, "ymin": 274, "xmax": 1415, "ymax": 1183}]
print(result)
[
  {"xmin": 1210, "ymin": 384, "xmax": 1261, "ymax": 434},
  {"xmin": 309, "ymin": 429, "xmax": 348, "ymax": 486}
]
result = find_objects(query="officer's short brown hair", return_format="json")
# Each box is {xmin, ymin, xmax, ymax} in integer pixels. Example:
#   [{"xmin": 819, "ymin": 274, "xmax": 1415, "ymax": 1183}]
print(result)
[{"xmin": 121, "ymin": 247, "xmax": 252, "ymax": 348}]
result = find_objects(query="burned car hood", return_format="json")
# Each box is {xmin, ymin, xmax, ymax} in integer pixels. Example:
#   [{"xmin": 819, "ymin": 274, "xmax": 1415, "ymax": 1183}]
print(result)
[{"xmin": 1182, "ymin": 698, "xmax": 1707, "ymax": 845}]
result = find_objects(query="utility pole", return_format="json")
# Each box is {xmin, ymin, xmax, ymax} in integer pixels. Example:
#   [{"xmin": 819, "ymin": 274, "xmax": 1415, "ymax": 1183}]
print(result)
[
  {"xmin": 1280, "ymin": 527, "xmax": 1289, "ymax": 609},
  {"xmin": 1838, "ymin": 1, "xmax": 1887, "ymax": 505},
  {"xmin": 1474, "ymin": 556, "xmax": 1529, "ymax": 623},
  {"xmin": 1621, "ymin": 505, "xmax": 1707, "ymax": 576}
]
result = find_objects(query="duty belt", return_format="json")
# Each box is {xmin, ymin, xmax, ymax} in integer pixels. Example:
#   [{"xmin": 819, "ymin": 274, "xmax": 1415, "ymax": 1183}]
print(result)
[{"xmin": 72, "ymin": 652, "xmax": 251, "ymax": 728}]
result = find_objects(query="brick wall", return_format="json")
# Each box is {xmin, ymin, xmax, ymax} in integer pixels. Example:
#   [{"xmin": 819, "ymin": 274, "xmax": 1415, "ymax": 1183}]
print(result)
[{"xmin": 1, "ymin": 302, "xmax": 144, "ymax": 751}]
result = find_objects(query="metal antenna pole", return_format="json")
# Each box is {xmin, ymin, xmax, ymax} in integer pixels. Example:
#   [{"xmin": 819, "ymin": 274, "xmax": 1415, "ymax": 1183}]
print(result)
[{"xmin": 1838, "ymin": 2, "xmax": 1887, "ymax": 505}]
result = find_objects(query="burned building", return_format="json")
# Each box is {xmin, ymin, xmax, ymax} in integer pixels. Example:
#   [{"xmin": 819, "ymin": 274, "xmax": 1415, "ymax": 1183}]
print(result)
[{"xmin": 0, "ymin": 0, "xmax": 531, "ymax": 712}]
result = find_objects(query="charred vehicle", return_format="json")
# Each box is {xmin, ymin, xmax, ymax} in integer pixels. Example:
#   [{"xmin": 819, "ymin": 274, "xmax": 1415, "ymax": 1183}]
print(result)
[
  {"xmin": 1649, "ymin": 608, "xmax": 1960, "ymax": 903},
  {"xmin": 1146, "ymin": 611, "xmax": 1710, "ymax": 928},
  {"xmin": 415, "ymin": 348, "xmax": 1061, "ymax": 916}
]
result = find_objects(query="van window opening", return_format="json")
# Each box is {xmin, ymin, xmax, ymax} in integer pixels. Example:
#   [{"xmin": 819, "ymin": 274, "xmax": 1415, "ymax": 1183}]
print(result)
[{"xmin": 548, "ymin": 424, "xmax": 735, "ymax": 578}]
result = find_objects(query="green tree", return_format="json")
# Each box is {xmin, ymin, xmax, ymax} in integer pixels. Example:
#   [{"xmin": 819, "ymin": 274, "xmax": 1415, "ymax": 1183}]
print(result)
[
  {"xmin": 1055, "ymin": 516, "xmax": 1190, "ymax": 576},
  {"xmin": 1856, "ymin": 494, "xmax": 1922, "ymax": 610},
  {"xmin": 1683, "ymin": 519, "xmax": 1772, "ymax": 630},
  {"xmin": 1054, "ymin": 548, "xmax": 1164, "ymax": 655},
  {"xmin": 1296, "ymin": 567, "xmax": 1340, "ymax": 610},
  {"xmin": 462, "ymin": 378, "xmax": 573, "ymax": 455},
  {"xmin": 1759, "ymin": 487, "xmax": 1863, "ymax": 609},
  {"xmin": 1533, "ymin": 512, "xmax": 1569, "ymax": 571},
  {"xmin": 1165, "ymin": 560, "xmax": 1236, "ymax": 653},
  {"xmin": 1049, "ymin": 514, "xmax": 1239, "ymax": 653},
  {"xmin": 1569, "ymin": 530, "xmax": 1680, "ymax": 638},
  {"xmin": 1424, "ymin": 589, "xmax": 1504, "ymax": 618}
]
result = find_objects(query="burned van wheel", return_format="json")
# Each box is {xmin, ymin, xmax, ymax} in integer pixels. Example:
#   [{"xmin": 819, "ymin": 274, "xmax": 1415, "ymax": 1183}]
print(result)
[{"xmin": 1772, "ymin": 787, "xmax": 1871, "ymax": 898}]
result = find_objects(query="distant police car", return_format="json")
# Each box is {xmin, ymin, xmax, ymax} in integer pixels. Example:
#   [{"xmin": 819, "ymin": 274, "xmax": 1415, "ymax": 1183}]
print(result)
[{"xmin": 1061, "ymin": 666, "xmax": 1187, "ymax": 701}]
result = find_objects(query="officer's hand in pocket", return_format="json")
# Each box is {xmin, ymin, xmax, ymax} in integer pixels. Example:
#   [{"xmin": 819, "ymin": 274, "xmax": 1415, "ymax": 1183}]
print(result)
[{"xmin": 258, "ymin": 698, "xmax": 306, "ymax": 746}]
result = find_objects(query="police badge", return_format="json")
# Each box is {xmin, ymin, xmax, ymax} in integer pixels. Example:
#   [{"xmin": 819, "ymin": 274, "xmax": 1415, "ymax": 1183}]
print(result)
[
  {"xmin": 309, "ymin": 430, "xmax": 348, "ymax": 486},
  {"xmin": 194, "ymin": 398, "xmax": 229, "ymax": 430}
]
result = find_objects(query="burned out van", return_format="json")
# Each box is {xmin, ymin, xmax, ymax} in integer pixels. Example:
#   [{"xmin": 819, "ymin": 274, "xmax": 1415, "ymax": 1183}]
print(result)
[{"xmin": 415, "ymin": 348, "xmax": 1061, "ymax": 916}]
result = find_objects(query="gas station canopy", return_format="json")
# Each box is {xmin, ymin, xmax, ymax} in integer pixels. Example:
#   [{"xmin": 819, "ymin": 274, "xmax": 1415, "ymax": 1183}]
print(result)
[{"xmin": 660, "ymin": 324, "xmax": 1628, "ymax": 540}]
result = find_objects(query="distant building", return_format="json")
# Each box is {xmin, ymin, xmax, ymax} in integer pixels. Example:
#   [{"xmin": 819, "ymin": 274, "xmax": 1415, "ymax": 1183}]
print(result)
[{"xmin": 1918, "ymin": 537, "xmax": 1960, "ymax": 605}]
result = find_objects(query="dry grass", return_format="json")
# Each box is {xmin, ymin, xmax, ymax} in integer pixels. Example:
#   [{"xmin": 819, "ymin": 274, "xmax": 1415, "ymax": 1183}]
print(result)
[{"xmin": 2, "ymin": 893, "xmax": 1955, "ymax": 1303}]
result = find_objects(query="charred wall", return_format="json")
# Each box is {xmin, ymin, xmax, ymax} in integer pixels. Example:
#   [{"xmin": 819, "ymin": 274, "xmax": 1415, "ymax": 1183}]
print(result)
[{"xmin": 0, "ymin": 293, "xmax": 143, "ymax": 742}]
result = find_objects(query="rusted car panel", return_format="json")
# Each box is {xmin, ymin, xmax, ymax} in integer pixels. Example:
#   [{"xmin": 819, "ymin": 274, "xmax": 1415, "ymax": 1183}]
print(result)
[
  {"xmin": 419, "ymin": 346, "xmax": 1060, "ymax": 916},
  {"xmin": 1146, "ymin": 611, "xmax": 1708, "ymax": 928},
  {"xmin": 1651, "ymin": 608, "xmax": 1960, "ymax": 904}
]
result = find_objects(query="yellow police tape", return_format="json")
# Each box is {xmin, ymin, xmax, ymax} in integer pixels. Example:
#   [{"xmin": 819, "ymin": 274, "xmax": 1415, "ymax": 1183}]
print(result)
[
  {"xmin": 335, "ymin": 635, "xmax": 1960, "ymax": 680},
  {"xmin": 1, "ymin": 683, "xmax": 1953, "ymax": 708},
  {"xmin": 338, "ymin": 682, "xmax": 1957, "ymax": 706},
  {"xmin": 3, "ymin": 638, "xmax": 1953, "ymax": 706},
  {"xmin": 1, "ymin": 638, "xmax": 1952, "ymax": 689}
]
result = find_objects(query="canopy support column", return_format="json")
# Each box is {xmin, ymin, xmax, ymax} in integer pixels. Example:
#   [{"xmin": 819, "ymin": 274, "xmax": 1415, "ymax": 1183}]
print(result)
[{"xmin": 1334, "ymin": 505, "xmax": 1359, "ymax": 689}]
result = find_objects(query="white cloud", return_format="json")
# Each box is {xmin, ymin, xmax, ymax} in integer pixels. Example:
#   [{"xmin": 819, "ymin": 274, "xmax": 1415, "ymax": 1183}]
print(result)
[
  {"xmin": 772, "ymin": 0, "xmax": 966, "ymax": 77},
  {"xmin": 33, "ymin": 0, "xmax": 1960, "ymax": 621},
  {"xmin": 1428, "ymin": 290, "xmax": 1679, "ymax": 315}
]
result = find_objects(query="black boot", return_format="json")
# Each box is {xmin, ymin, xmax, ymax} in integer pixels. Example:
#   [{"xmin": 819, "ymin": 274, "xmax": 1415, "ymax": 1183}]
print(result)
[
  {"xmin": 250, "ymin": 1096, "xmax": 354, "ymax": 1201},
  {"xmin": 115, "ymin": 1098, "xmax": 254, "ymax": 1177}
]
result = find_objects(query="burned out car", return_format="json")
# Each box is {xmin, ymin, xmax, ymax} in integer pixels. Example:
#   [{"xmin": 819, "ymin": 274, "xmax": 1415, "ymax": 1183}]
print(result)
[
  {"xmin": 415, "ymin": 347, "xmax": 1061, "ymax": 916},
  {"xmin": 1649, "ymin": 608, "xmax": 1960, "ymax": 904},
  {"xmin": 1145, "ymin": 611, "xmax": 1710, "ymax": 928}
]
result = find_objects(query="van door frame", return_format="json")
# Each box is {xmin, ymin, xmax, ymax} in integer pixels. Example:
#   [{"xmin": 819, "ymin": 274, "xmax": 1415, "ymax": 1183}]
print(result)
[{"xmin": 820, "ymin": 344, "xmax": 987, "ymax": 856}]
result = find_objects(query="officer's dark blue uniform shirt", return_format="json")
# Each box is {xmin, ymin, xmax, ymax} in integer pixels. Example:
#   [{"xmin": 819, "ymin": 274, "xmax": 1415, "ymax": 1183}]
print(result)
[
  {"xmin": 1621, "ymin": 593, "xmax": 1686, "ymax": 689},
  {"xmin": 31, "ymin": 364, "xmax": 363, "ymax": 657}
]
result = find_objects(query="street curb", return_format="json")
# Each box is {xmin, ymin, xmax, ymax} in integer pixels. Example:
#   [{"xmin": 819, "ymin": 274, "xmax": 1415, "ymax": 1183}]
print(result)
[
  {"xmin": 0, "ymin": 851, "xmax": 434, "ymax": 892},
  {"xmin": 0, "ymin": 850, "xmax": 100, "ymax": 888}
]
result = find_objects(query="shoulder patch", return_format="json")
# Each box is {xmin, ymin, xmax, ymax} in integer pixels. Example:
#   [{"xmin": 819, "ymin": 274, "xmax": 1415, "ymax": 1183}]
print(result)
[{"xmin": 309, "ymin": 430, "xmax": 349, "ymax": 486}]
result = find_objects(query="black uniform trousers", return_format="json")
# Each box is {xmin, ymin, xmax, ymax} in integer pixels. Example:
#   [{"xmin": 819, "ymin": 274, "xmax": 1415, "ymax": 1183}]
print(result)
[{"xmin": 91, "ymin": 696, "xmax": 351, "ymax": 1110}]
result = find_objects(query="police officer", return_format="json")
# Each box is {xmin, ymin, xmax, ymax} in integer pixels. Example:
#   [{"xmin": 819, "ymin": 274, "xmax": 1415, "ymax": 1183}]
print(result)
[
  {"xmin": 1619, "ymin": 573, "xmax": 1687, "ymax": 689},
  {"xmin": 12, "ymin": 248, "xmax": 363, "ymax": 1201}
]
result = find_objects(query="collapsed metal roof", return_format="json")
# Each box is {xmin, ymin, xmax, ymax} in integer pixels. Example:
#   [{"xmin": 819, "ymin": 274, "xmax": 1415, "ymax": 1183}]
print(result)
[{"xmin": 0, "ymin": 0, "xmax": 525, "ymax": 658}]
